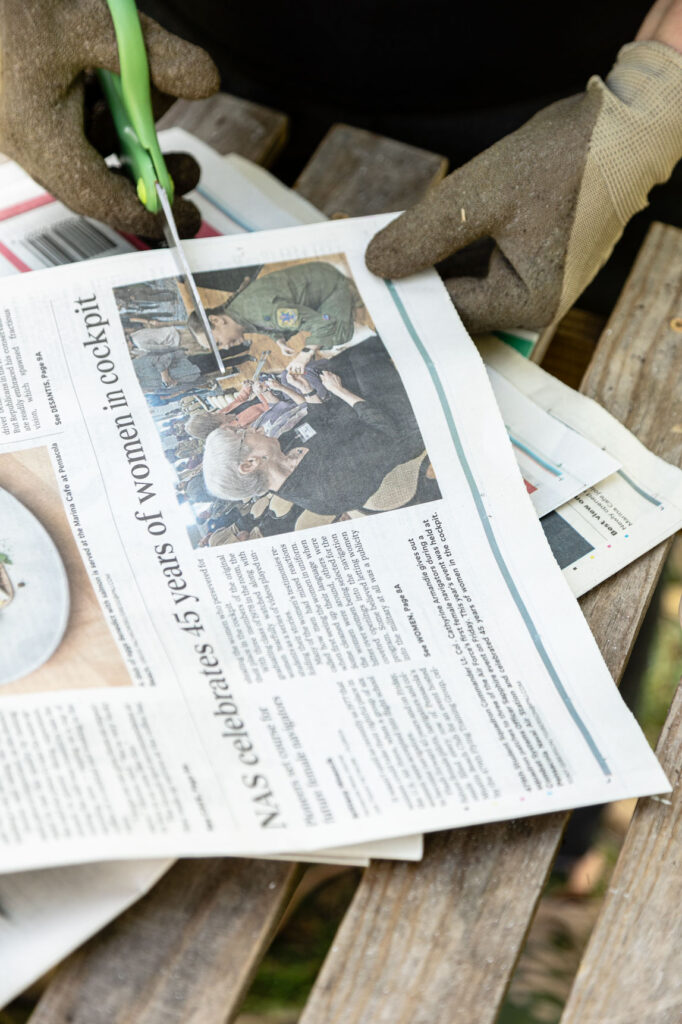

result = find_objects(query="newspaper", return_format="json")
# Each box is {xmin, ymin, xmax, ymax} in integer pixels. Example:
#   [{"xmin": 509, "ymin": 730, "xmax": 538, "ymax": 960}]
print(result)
[
  {"xmin": 0, "ymin": 134, "xmax": 420, "ymax": 873},
  {"xmin": 0, "ymin": 141, "xmax": 421, "ymax": 1009},
  {"xmin": 486, "ymin": 366, "xmax": 619, "ymax": 517},
  {"xmin": 0, "ymin": 139, "xmax": 672, "ymax": 1004},
  {"xmin": 0, "ymin": 135, "xmax": 421, "ymax": 864},
  {"xmin": 480, "ymin": 337, "xmax": 682, "ymax": 596},
  {"xmin": 0, "ymin": 212, "xmax": 669, "ymax": 879}
]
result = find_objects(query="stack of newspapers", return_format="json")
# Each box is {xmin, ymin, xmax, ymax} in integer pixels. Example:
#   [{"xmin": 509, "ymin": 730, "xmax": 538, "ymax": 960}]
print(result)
[{"xmin": 0, "ymin": 131, "xmax": 680, "ymax": 1006}]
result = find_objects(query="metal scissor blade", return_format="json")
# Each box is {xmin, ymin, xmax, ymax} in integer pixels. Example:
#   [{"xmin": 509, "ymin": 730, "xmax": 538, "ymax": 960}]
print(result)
[
  {"xmin": 251, "ymin": 351, "xmax": 269, "ymax": 381},
  {"xmin": 155, "ymin": 183, "xmax": 225, "ymax": 373}
]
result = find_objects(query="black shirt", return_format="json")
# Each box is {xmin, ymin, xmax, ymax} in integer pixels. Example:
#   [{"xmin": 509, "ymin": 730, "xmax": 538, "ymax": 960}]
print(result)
[
  {"xmin": 144, "ymin": 1, "xmax": 647, "ymax": 150},
  {"xmin": 278, "ymin": 399, "xmax": 426, "ymax": 514},
  {"xmin": 142, "ymin": 1, "xmax": 679, "ymax": 314},
  {"xmin": 277, "ymin": 336, "xmax": 429, "ymax": 514}
]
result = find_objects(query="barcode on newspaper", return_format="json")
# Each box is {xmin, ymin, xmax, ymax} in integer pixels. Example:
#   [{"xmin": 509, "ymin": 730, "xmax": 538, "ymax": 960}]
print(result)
[{"xmin": 24, "ymin": 218, "xmax": 120, "ymax": 266}]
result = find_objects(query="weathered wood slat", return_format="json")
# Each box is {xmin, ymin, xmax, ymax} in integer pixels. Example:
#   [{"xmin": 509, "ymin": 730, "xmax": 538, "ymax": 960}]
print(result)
[
  {"xmin": 294, "ymin": 124, "xmax": 447, "ymax": 218},
  {"xmin": 157, "ymin": 93, "xmax": 288, "ymax": 166},
  {"xmin": 559, "ymin": 226, "xmax": 682, "ymax": 1024},
  {"xmin": 560, "ymin": 682, "xmax": 682, "ymax": 1024},
  {"xmin": 576, "ymin": 224, "xmax": 682, "ymax": 448},
  {"xmin": 301, "ymin": 818, "xmax": 568, "ymax": 1024},
  {"xmin": 298, "ymin": 222, "xmax": 682, "ymax": 1024},
  {"xmin": 29, "ymin": 859, "xmax": 302, "ymax": 1024},
  {"xmin": 26, "ymin": 102, "xmax": 453, "ymax": 1024}
]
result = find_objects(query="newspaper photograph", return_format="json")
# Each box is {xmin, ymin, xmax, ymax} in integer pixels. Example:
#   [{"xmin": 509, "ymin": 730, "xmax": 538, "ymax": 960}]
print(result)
[
  {"xmin": 113, "ymin": 255, "xmax": 441, "ymax": 549},
  {"xmin": 480, "ymin": 337, "xmax": 682, "ymax": 596},
  {"xmin": 0, "ymin": 213, "xmax": 669, "ymax": 875}
]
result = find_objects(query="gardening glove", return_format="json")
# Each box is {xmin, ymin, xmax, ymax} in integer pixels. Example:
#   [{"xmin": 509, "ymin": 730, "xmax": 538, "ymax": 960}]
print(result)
[
  {"xmin": 0, "ymin": 0, "xmax": 220, "ymax": 238},
  {"xmin": 366, "ymin": 42, "xmax": 682, "ymax": 333}
]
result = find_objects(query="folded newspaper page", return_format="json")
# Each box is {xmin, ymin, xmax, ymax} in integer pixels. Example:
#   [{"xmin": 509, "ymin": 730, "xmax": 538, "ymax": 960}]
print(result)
[
  {"xmin": 0, "ymin": 135, "xmax": 419, "ymax": 885},
  {"xmin": 0, "ymin": 857, "xmax": 169, "ymax": 1006},
  {"xmin": 480, "ymin": 337, "xmax": 682, "ymax": 596},
  {"xmin": 0, "ymin": 143, "xmax": 419, "ymax": 1009},
  {"xmin": 486, "ymin": 367, "xmax": 619, "ymax": 517},
  {"xmin": 0, "ymin": 214, "xmax": 669, "ymax": 874}
]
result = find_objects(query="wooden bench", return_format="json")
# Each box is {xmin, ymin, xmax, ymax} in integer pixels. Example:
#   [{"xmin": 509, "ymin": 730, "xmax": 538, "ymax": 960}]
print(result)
[{"xmin": 23, "ymin": 93, "xmax": 682, "ymax": 1024}]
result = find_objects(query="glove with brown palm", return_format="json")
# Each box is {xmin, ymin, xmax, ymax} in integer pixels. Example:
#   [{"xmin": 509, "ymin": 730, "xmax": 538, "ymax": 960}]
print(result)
[
  {"xmin": 366, "ymin": 42, "xmax": 682, "ymax": 333},
  {"xmin": 0, "ymin": 0, "xmax": 220, "ymax": 238}
]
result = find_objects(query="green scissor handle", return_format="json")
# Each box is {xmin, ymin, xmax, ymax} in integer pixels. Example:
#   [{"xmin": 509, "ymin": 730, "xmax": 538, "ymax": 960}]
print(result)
[{"xmin": 97, "ymin": 0, "xmax": 174, "ymax": 213}]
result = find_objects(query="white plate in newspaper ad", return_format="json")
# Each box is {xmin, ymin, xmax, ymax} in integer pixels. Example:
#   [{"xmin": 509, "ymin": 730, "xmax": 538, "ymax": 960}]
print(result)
[{"xmin": 0, "ymin": 487, "xmax": 70, "ymax": 685}]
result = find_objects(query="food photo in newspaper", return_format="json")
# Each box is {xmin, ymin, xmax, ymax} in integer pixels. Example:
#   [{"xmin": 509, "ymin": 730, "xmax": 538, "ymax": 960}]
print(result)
[{"xmin": 0, "ymin": 213, "xmax": 670, "ymax": 876}]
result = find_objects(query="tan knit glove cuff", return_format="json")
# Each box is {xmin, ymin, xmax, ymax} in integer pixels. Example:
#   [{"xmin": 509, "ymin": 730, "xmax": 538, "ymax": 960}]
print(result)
[
  {"xmin": 366, "ymin": 40, "xmax": 682, "ymax": 333},
  {"xmin": 561, "ymin": 41, "xmax": 682, "ymax": 318},
  {"xmin": 598, "ymin": 42, "xmax": 682, "ymax": 220}
]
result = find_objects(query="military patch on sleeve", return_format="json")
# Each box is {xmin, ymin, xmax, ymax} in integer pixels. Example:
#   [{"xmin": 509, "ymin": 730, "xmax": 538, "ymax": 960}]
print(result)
[{"xmin": 275, "ymin": 306, "xmax": 301, "ymax": 330}]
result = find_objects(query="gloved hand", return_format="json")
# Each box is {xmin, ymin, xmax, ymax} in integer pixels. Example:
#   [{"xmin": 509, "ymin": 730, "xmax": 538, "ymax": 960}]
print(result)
[
  {"xmin": 366, "ymin": 42, "xmax": 682, "ymax": 333},
  {"xmin": 0, "ymin": 0, "xmax": 220, "ymax": 238}
]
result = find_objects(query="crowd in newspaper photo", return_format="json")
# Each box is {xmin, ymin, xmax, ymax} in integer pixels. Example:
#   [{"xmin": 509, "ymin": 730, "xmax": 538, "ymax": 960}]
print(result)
[{"xmin": 114, "ymin": 256, "xmax": 442, "ymax": 549}]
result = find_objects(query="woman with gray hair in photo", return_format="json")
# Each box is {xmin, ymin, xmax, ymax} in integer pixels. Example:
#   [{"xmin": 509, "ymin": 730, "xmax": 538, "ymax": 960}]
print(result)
[
  {"xmin": 203, "ymin": 425, "xmax": 308, "ymax": 504},
  {"xmin": 202, "ymin": 337, "xmax": 434, "ymax": 514}
]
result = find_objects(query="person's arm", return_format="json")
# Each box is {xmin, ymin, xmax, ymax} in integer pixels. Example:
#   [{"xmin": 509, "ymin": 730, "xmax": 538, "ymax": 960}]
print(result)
[
  {"xmin": 0, "ymin": 0, "xmax": 219, "ymax": 238},
  {"xmin": 636, "ymin": 0, "xmax": 682, "ymax": 49},
  {"xmin": 250, "ymin": 383, "xmax": 278, "ymax": 406},
  {"xmin": 268, "ymin": 381, "xmax": 307, "ymax": 406},
  {"xmin": 142, "ymin": 348, "xmax": 177, "ymax": 386},
  {"xmin": 284, "ymin": 370, "xmax": 324, "ymax": 403},
  {"xmin": 278, "ymin": 305, "xmax": 344, "ymax": 351},
  {"xmin": 222, "ymin": 382, "xmax": 253, "ymax": 412},
  {"xmin": 319, "ymin": 370, "xmax": 399, "ymax": 437},
  {"xmin": 265, "ymin": 387, "xmax": 289, "ymax": 406},
  {"xmin": 276, "ymin": 331, "xmax": 311, "ymax": 357},
  {"xmin": 148, "ymin": 350, "xmax": 176, "ymax": 371},
  {"xmin": 366, "ymin": 1, "xmax": 682, "ymax": 333},
  {"xmin": 287, "ymin": 346, "xmax": 321, "ymax": 374},
  {"xmin": 318, "ymin": 370, "xmax": 363, "ymax": 407}
]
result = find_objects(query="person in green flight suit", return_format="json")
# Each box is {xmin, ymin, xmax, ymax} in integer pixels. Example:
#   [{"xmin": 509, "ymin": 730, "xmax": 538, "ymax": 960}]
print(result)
[{"xmin": 189, "ymin": 260, "xmax": 360, "ymax": 373}]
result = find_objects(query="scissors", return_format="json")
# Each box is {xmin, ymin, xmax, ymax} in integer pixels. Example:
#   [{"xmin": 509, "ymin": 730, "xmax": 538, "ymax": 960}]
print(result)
[{"xmin": 97, "ymin": 0, "xmax": 225, "ymax": 372}]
